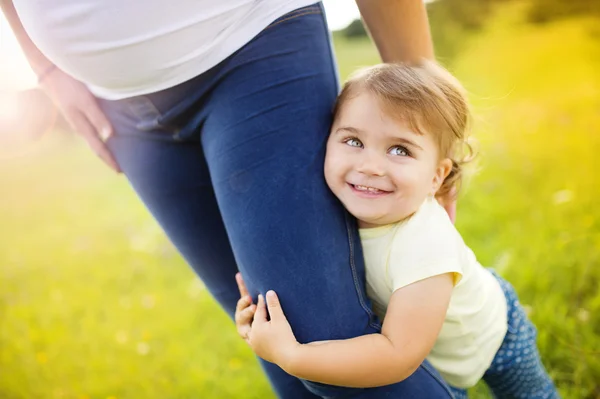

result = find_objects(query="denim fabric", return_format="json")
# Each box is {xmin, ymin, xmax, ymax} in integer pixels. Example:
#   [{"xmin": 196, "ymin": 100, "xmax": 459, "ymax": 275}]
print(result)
[
  {"xmin": 448, "ymin": 271, "xmax": 559, "ymax": 399},
  {"xmin": 99, "ymin": 3, "xmax": 452, "ymax": 398}
]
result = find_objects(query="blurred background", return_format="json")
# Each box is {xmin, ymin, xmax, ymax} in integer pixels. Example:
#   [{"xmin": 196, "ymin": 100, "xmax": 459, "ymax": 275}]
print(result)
[{"xmin": 1, "ymin": 0, "xmax": 599, "ymax": 398}]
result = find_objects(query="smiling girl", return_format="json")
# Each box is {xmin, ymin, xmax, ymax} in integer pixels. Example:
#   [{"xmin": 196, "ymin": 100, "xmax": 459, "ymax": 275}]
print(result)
[{"xmin": 235, "ymin": 61, "xmax": 559, "ymax": 398}]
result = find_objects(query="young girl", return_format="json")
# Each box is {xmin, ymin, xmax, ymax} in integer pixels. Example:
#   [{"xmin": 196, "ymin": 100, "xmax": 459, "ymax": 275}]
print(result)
[{"xmin": 234, "ymin": 61, "xmax": 559, "ymax": 398}]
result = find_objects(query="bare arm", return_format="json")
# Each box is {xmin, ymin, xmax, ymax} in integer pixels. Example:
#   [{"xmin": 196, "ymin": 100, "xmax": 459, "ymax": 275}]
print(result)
[
  {"xmin": 356, "ymin": 0, "xmax": 434, "ymax": 63},
  {"xmin": 0, "ymin": 0, "xmax": 54, "ymax": 74},
  {"xmin": 250, "ymin": 273, "xmax": 453, "ymax": 388}
]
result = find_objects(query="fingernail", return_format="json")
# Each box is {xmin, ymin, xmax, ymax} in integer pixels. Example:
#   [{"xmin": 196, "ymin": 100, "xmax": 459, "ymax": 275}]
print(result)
[
  {"xmin": 101, "ymin": 127, "xmax": 112, "ymax": 140},
  {"xmin": 267, "ymin": 290, "xmax": 275, "ymax": 298}
]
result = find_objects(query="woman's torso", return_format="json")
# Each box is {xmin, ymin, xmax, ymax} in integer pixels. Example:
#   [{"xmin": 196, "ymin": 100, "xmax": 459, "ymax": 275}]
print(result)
[{"xmin": 14, "ymin": 0, "xmax": 317, "ymax": 99}]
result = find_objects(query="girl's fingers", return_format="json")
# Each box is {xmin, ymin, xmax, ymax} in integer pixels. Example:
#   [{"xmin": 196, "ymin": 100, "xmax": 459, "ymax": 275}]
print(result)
[
  {"xmin": 236, "ymin": 296, "xmax": 251, "ymax": 313},
  {"xmin": 253, "ymin": 294, "xmax": 267, "ymax": 322},
  {"xmin": 236, "ymin": 272, "xmax": 250, "ymax": 298},
  {"xmin": 239, "ymin": 305, "xmax": 257, "ymax": 324}
]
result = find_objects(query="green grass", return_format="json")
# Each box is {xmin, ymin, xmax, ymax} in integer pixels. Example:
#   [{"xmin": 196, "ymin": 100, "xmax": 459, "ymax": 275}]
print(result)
[{"xmin": 1, "ymin": 4, "xmax": 599, "ymax": 398}]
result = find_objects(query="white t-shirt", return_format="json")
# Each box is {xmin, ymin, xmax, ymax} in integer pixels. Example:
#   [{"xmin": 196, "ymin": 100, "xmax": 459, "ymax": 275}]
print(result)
[
  {"xmin": 359, "ymin": 197, "xmax": 508, "ymax": 388},
  {"xmin": 13, "ymin": 0, "xmax": 318, "ymax": 99}
]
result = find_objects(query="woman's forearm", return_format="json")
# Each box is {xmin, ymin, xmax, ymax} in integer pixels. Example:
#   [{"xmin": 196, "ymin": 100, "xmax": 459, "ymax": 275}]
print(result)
[
  {"xmin": 356, "ymin": 0, "xmax": 434, "ymax": 63},
  {"xmin": 282, "ymin": 333, "xmax": 421, "ymax": 388},
  {"xmin": 0, "ymin": 0, "xmax": 54, "ymax": 74}
]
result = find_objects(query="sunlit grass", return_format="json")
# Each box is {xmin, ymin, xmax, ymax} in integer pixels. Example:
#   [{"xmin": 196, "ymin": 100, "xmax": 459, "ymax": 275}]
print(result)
[
  {"xmin": 1, "ymin": 4, "xmax": 599, "ymax": 398},
  {"xmin": 452, "ymin": 6, "xmax": 600, "ymax": 397}
]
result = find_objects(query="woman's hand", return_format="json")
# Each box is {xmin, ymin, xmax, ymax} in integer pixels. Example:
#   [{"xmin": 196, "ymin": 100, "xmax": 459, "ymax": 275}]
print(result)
[
  {"xmin": 40, "ymin": 68, "xmax": 121, "ymax": 172},
  {"xmin": 249, "ymin": 291, "xmax": 299, "ymax": 366},
  {"xmin": 0, "ymin": 0, "xmax": 119, "ymax": 172},
  {"xmin": 234, "ymin": 273, "xmax": 256, "ymax": 344},
  {"xmin": 436, "ymin": 187, "xmax": 457, "ymax": 223}
]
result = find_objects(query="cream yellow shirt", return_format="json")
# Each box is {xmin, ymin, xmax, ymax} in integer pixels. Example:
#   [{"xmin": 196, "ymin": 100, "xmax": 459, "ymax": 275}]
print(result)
[{"xmin": 359, "ymin": 197, "xmax": 508, "ymax": 388}]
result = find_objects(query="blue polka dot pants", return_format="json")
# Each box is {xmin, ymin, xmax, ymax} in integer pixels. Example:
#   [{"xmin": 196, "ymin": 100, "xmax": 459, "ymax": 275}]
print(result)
[{"xmin": 448, "ymin": 271, "xmax": 560, "ymax": 399}]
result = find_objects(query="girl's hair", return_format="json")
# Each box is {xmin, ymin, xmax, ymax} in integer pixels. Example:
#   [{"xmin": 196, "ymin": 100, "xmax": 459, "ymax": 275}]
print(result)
[{"xmin": 333, "ymin": 61, "xmax": 474, "ymax": 198}]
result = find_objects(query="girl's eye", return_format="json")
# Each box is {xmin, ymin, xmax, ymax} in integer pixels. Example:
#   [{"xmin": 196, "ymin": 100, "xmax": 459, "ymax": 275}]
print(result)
[
  {"xmin": 344, "ymin": 138, "xmax": 363, "ymax": 148},
  {"xmin": 389, "ymin": 146, "xmax": 409, "ymax": 157},
  {"xmin": 389, "ymin": 145, "xmax": 409, "ymax": 157}
]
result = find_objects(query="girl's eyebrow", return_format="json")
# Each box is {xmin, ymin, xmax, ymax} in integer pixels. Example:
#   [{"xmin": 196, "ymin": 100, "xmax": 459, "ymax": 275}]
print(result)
[
  {"xmin": 334, "ymin": 126, "xmax": 364, "ymax": 135},
  {"xmin": 391, "ymin": 136, "xmax": 424, "ymax": 151}
]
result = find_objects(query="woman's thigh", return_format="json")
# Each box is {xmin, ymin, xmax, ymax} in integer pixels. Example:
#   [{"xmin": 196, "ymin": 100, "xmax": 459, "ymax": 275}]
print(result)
[
  {"xmin": 106, "ymin": 133, "xmax": 240, "ymax": 314},
  {"xmin": 201, "ymin": 4, "xmax": 374, "ymax": 344},
  {"xmin": 200, "ymin": 5, "xmax": 453, "ymax": 398},
  {"xmin": 101, "ymin": 95, "xmax": 321, "ymax": 399}
]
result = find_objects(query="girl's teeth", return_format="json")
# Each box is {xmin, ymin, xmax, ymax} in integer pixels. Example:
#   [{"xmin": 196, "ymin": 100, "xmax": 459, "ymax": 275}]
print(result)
[{"xmin": 355, "ymin": 185, "xmax": 382, "ymax": 193}]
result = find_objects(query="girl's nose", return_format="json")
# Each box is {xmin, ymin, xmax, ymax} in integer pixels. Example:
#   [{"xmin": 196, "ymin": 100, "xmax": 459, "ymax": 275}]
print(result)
[{"xmin": 356, "ymin": 151, "xmax": 385, "ymax": 177}]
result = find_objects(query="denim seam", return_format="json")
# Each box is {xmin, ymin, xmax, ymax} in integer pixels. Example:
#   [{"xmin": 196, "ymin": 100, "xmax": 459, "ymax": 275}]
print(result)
[
  {"xmin": 421, "ymin": 361, "xmax": 455, "ymax": 397},
  {"xmin": 224, "ymin": 6, "xmax": 323, "ymax": 81},
  {"xmin": 344, "ymin": 213, "xmax": 380, "ymax": 330},
  {"xmin": 318, "ymin": 2, "xmax": 341, "ymax": 95},
  {"xmin": 321, "ymin": 0, "xmax": 376, "ymax": 329},
  {"xmin": 263, "ymin": 10, "xmax": 322, "ymax": 31},
  {"xmin": 252, "ymin": 4, "xmax": 322, "ymax": 44}
]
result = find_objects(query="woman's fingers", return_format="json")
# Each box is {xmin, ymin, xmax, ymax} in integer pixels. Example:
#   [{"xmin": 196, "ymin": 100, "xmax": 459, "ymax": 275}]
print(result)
[
  {"xmin": 41, "ymin": 68, "xmax": 121, "ymax": 173},
  {"xmin": 83, "ymin": 96, "xmax": 114, "ymax": 142},
  {"xmin": 436, "ymin": 187, "xmax": 457, "ymax": 223},
  {"xmin": 66, "ymin": 109, "xmax": 121, "ymax": 172}
]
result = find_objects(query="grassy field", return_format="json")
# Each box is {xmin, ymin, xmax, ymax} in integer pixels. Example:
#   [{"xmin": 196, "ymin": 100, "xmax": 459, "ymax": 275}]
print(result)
[{"xmin": 1, "ymin": 3, "xmax": 599, "ymax": 398}]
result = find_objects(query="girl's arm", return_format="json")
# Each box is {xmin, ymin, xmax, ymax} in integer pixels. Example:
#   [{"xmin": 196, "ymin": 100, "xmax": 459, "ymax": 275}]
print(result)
[{"xmin": 249, "ymin": 273, "xmax": 453, "ymax": 388}]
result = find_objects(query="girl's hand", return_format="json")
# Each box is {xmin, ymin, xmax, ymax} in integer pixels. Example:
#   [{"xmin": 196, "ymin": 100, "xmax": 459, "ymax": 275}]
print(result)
[
  {"xmin": 235, "ymin": 273, "xmax": 256, "ymax": 344},
  {"xmin": 249, "ymin": 291, "xmax": 299, "ymax": 366}
]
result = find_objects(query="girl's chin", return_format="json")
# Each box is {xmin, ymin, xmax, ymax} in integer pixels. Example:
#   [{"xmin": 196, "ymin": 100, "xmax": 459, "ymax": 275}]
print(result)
[
  {"xmin": 352, "ymin": 209, "xmax": 412, "ymax": 226},
  {"xmin": 352, "ymin": 213, "xmax": 387, "ymax": 225}
]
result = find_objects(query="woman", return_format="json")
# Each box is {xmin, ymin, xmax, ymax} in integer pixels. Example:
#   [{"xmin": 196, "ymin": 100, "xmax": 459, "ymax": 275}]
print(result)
[{"xmin": 2, "ymin": 0, "xmax": 454, "ymax": 397}]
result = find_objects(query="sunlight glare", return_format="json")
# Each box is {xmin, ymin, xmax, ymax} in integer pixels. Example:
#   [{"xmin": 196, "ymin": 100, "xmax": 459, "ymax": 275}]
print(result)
[{"xmin": 0, "ymin": 93, "xmax": 21, "ymax": 123}]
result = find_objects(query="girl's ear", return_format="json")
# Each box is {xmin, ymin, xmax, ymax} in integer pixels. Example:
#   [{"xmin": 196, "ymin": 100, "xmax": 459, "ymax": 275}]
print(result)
[{"xmin": 431, "ymin": 158, "xmax": 453, "ymax": 195}]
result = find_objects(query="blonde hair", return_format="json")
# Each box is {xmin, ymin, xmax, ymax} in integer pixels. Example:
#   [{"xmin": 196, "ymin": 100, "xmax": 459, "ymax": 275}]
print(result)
[{"xmin": 333, "ymin": 61, "xmax": 474, "ymax": 198}]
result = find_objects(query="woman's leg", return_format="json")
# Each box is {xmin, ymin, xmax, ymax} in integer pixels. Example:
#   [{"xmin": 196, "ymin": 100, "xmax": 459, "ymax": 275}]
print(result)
[
  {"xmin": 100, "ymin": 4, "xmax": 453, "ymax": 397},
  {"xmin": 101, "ymin": 96, "xmax": 319, "ymax": 398},
  {"xmin": 197, "ymin": 4, "xmax": 453, "ymax": 398}
]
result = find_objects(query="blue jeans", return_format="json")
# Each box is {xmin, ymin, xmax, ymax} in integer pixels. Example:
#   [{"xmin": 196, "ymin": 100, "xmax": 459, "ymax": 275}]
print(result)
[{"xmin": 99, "ymin": 4, "xmax": 452, "ymax": 398}]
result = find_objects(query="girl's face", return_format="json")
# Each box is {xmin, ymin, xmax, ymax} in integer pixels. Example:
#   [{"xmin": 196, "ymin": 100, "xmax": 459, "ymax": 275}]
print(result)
[{"xmin": 324, "ymin": 91, "xmax": 452, "ymax": 228}]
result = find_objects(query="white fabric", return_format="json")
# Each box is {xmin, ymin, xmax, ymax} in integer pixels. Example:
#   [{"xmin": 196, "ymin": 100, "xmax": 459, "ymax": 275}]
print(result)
[
  {"xmin": 13, "ymin": 0, "xmax": 318, "ymax": 99},
  {"xmin": 360, "ymin": 197, "xmax": 508, "ymax": 388}
]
